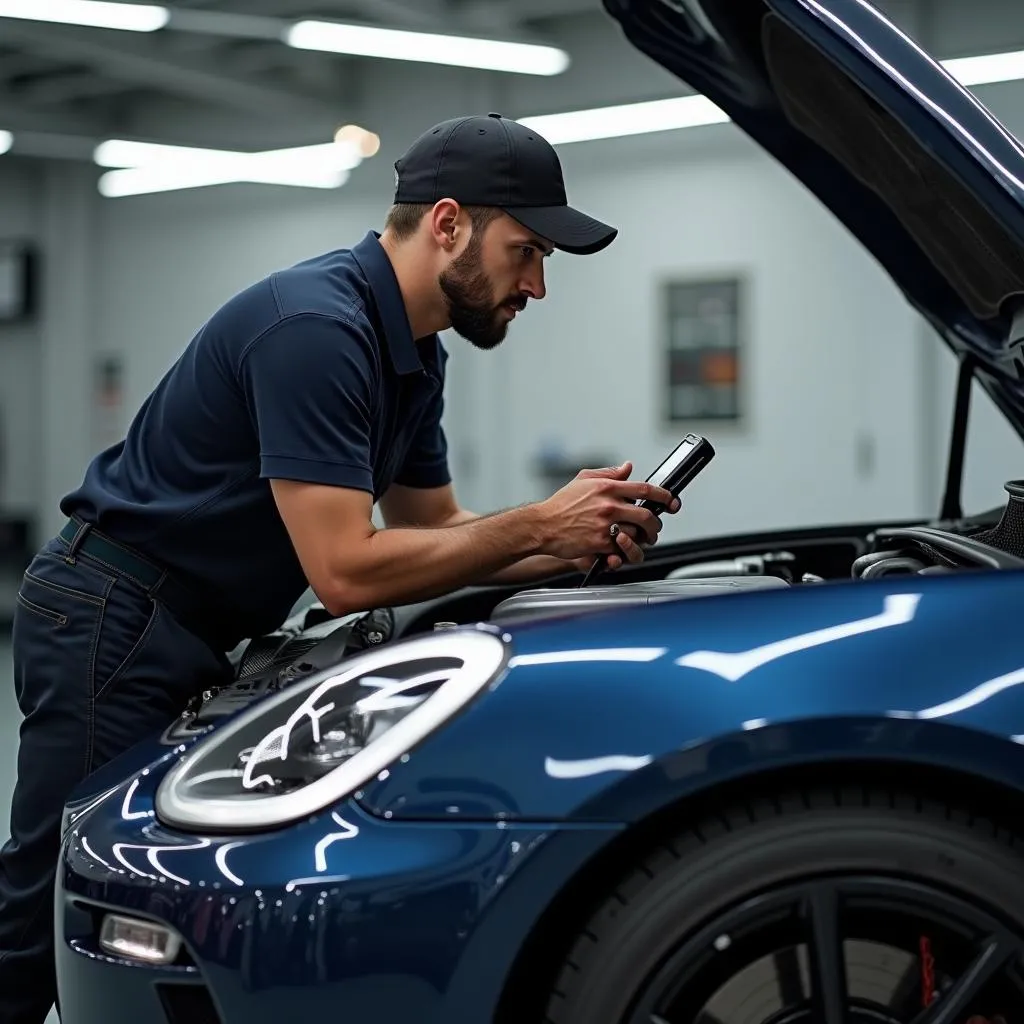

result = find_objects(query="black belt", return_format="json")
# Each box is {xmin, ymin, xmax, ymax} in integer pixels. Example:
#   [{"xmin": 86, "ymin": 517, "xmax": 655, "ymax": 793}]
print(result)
[{"xmin": 57, "ymin": 518, "xmax": 210, "ymax": 640}]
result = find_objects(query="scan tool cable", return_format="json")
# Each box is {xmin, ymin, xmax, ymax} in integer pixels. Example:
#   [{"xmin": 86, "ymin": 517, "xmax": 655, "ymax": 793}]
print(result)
[{"xmin": 579, "ymin": 524, "xmax": 619, "ymax": 588}]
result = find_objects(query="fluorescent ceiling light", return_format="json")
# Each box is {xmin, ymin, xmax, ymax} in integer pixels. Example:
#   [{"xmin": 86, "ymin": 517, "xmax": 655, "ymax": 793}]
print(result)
[
  {"xmin": 94, "ymin": 138, "xmax": 363, "ymax": 171},
  {"xmin": 285, "ymin": 20, "xmax": 569, "ymax": 76},
  {"xmin": 94, "ymin": 137, "xmax": 370, "ymax": 198},
  {"xmin": 518, "ymin": 94, "xmax": 729, "ymax": 145},
  {"xmin": 0, "ymin": 0, "xmax": 168, "ymax": 31},
  {"xmin": 941, "ymin": 49, "xmax": 1024, "ymax": 87},
  {"xmin": 98, "ymin": 165, "xmax": 351, "ymax": 198},
  {"xmin": 0, "ymin": 131, "xmax": 12, "ymax": 156}
]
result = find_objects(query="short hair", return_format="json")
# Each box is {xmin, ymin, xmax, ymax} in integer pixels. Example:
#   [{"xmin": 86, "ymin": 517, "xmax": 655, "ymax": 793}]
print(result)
[{"xmin": 384, "ymin": 202, "xmax": 502, "ymax": 241}]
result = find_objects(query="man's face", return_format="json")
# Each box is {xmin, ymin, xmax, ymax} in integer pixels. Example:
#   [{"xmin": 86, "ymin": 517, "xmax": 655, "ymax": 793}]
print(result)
[{"xmin": 438, "ymin": 211, "xmax": 551, "ymax": 350}]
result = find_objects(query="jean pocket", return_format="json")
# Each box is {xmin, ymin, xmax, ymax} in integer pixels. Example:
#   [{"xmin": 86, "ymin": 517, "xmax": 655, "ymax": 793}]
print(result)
[
  {"xmin": 12, "ymin": 568, "xmax": 107, "ymax": 714},
  {"xmin": 16, "ymin": 567, "xmax": 106, "ymax": 629},
  {"xmin": 92, "ymin": 580, "xmax": 160, "ymax": 702},
  {"xmin": 15, "ymin": 590, "xmax": 68, "ymax": 627}
]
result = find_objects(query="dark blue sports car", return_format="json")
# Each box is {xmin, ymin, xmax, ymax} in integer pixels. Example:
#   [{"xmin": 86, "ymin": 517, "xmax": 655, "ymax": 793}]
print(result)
[{"xmin": 56, "ymin": 0, "xmax": 1024, "ymax": 1021}]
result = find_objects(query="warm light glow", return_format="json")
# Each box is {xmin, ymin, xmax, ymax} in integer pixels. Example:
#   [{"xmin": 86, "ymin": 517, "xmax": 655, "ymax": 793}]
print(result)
[
  {"xmin": 0, "ymin": 0, "xmax": 168, "ymax": 32},
  {"xmin": 285, "ymin": 20, "xmax": 569, "ymax": 76},
  {"xmin": 334, "ymin": 124, "xmax": 380, "ymax": 158}
]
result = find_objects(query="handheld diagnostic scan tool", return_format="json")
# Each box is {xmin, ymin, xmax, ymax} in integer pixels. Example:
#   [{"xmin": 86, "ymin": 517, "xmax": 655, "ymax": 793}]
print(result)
[{"xmin": 580, "ymin": 432, "xmax": 716, "ymax": 587}]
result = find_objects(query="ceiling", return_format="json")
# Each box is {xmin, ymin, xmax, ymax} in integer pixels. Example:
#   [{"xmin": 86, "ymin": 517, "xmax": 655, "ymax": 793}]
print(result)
[
  {"xmin": 5, "ymin": 0, "xmax": 1024, "ymax": 167},
  {"xmin": 0, "ymin": 0, "xmax": 604, "ymax": 150}
]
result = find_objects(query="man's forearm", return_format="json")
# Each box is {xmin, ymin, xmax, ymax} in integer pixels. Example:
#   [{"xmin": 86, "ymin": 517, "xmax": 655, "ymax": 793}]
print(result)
[
  {"xmin": 328, "ymin": 505, "xmax": 549, "ymax": 613},
  {"xmin": 434, "ymin": 509, "xmax": 576, "ymax": 585},
  {"xmin": 481, "ymin": 554, "xmax": 578, "ymax": 585}
]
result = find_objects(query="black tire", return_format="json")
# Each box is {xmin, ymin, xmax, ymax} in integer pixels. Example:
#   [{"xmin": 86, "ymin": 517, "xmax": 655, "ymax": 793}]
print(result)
[{"xmin": 544, "ymin": 785, "xmax": 1024, "ymax": 1023}]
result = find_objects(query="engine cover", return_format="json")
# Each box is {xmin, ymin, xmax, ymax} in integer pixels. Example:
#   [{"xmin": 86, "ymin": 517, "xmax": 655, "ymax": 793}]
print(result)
[{"xmin": 490, "ymin": 575, "xmax": 789, "ymax": 624}]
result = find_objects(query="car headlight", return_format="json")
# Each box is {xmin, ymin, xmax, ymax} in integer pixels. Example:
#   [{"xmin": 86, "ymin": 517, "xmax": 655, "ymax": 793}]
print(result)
[{"xmin": 155, "ymin": 627, "xmax": 508, "ymax": 832}]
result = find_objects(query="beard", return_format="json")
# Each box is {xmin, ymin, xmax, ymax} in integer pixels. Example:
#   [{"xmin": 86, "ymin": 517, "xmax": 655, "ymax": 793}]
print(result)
[{"xmin": 439, "ymin": 239, "xmax": 524, "ymax": 350}]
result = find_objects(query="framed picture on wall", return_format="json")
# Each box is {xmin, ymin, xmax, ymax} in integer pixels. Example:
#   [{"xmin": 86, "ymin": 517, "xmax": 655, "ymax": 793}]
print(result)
[{"xmin": 662, "ymin": 276, "xmax": 743, "ymax": 423}]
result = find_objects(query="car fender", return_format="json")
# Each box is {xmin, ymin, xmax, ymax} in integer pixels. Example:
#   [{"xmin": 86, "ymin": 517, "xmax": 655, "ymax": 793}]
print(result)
[{"xmin": 357, "ymin": 570, "xmax": 1024, "ymax": 822}]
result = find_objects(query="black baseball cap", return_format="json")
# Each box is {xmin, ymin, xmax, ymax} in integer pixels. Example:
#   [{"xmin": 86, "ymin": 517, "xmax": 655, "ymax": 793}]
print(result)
[{"xmin": 393, "ymin": 113, "xmax": 617, "ymax": 256}]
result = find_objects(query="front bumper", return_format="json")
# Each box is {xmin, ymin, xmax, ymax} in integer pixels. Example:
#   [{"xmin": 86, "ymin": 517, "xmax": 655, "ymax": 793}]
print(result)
[{"xmin": 57, "ymin": 772, "xmax": 619, "ymax": 1024}]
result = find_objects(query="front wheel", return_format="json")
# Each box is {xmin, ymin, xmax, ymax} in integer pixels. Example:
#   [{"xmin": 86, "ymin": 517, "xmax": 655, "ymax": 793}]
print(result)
[{"xmin": 544, "ymin": 786, "xmax": 1024, "ymax": 1023}]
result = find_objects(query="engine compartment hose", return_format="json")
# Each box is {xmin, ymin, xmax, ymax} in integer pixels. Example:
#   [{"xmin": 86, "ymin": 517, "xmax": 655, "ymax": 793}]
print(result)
[{"xmin": 860, "ymin": 556, "xmax": 928, "ymax": 578}]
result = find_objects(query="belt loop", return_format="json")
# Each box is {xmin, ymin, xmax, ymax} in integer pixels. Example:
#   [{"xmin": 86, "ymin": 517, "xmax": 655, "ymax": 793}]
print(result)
[
  {"xmin": 65, "ymin": 520, "xmax": 93, "ymax": 561},
  {"xmin": 146, "ymin": 569, "xmax": 167, "ymax": 601}
]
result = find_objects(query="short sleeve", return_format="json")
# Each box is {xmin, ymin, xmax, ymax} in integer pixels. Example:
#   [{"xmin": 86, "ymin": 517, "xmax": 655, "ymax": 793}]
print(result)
[
  {"xmin": 238, "ymin": 313, "xmax": 378, "ymax": 493},
  {"xmin": 393, "ymin": 343, "xmax": 452, "ymax": 489}
]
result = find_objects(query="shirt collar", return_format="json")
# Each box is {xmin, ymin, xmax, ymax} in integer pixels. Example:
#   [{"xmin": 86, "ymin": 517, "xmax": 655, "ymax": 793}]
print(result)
[{"xmin": 351, "ymin": 230, "xmax": 424, "ymax": 376}]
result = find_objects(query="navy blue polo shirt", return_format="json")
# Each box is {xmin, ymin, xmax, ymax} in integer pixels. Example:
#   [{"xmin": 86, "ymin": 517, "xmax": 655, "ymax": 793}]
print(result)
[{"xmin": 61, "ymin": 231, "xmax": 451, "ymax": 646}]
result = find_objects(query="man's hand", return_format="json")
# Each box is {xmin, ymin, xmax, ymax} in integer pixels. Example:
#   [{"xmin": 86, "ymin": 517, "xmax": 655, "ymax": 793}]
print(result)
[
  {"xmin": 539, "ymin": 462, "xmax": 681, "ymax": 571},
  {"xmin": 569, "ymin": 463, "xmax": 682, "ymax": 571}
]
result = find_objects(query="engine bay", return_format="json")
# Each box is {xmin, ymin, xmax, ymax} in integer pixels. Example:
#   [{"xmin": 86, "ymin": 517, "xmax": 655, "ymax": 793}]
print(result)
[{"xmin": 160, "ymin": 479, "xmax": 1024, "ymax": 744}]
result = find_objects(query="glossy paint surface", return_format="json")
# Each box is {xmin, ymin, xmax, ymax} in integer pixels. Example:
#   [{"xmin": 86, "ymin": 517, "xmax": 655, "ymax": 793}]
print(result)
[
  {"xmin": 56, "ymin": 695, "xmax": 576, "ymax": 1024},
  {"xmin": 58, "ymin": 781, "xmax": 616, "ymax": 1023},
  {"xmin": 56, "ymin": 0, "xmax": 1024, "ymax": 1020},
  {"xmin": 59, "ymin": 568, "xmax": 1024, "ymax": 1023},
  {"xmin": 358, "ymin": 571, "xmax": 1024, "ymax": 822}
]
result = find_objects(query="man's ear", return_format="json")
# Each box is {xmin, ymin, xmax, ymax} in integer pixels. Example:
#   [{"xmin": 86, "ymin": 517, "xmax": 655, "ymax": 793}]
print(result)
[{"xmin": 428, "ymin": 198, "xmax": 462, "ymax": 251}]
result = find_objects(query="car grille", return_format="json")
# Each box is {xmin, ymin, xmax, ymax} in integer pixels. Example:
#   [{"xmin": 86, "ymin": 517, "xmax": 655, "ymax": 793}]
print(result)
[{"xmin": 157, "ymin": 983, "xmax": 222, "ymax": 1024}]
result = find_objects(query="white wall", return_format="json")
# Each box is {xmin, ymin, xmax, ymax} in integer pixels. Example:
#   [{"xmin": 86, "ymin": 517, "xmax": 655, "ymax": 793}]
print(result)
[
  {"xmin": 929, "ymin": 345, "xmax": 1024, "ymax": 516},
  {"xmin": 86, "ymin": 125, "xmax": 927, "ymax": 544},
  {"xmin": 0, "ymin": 161, "xmax": 99, "ymax": 547},
  {"xmin": 0, "ymin": 160, "xmax": 44, "ymax": 520},
  {"xmin": 492, "ymin": 132, "xmax": 926, "ymax": 540}
]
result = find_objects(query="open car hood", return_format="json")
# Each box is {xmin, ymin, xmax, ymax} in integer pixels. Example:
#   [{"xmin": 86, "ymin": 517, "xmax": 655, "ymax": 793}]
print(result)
[{"xmin": 604, "ymin": 0, "xmax": 1024, "ymax": 438}]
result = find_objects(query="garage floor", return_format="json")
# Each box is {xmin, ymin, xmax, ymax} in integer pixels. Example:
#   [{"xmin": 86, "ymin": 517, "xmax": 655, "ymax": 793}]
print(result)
[{"xmin": 0, "ymin": 636, "xmax": 60, "ymax": 1024}]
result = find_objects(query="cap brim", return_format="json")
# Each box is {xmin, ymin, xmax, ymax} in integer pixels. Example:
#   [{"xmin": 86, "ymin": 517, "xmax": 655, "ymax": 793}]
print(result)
[{"xmin": 502, "ymin": 204, "xmax": 618, "ymax": 256}]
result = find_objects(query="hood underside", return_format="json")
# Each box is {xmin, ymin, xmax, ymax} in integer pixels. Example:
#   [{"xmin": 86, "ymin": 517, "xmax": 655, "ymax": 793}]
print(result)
[
  {"xmin": 764, "ymin": 14, "xmax": 1024, "ymax": 324},
  {"xmin": 604, "ymin": 0, "xmax": 1024, "ymax": 435}
]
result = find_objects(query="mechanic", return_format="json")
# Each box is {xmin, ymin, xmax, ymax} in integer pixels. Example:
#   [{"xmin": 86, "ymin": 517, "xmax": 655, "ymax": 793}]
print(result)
[{"xmin": 0, "ymin": 113, "xmax": 680, "ymax": 1022}]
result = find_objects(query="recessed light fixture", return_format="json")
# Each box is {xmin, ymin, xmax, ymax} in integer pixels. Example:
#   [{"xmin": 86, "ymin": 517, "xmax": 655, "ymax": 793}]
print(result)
[
  {"xmin": 285, "ymin": 20, "xmax": 569, "ymax": 76},
  {"xmin": 0, "ymin": 0, "xmax": 168, "ymax": 32},
  {"xmin": 518, "ymin": 94, "xmax": 729, "ymax": 145},
  {"xmin": 93, "ymin": 137, "xmax": 373, "ymax": 198},
  {"xmin": 941, "ymin": 49, "xmax": 1024, "ymax": 87}
]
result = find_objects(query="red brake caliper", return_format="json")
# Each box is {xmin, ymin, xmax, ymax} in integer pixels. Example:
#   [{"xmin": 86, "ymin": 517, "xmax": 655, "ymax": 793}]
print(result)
[{"xmin": 920, "ymin": 935, "xmax": 936, "ymax": 1008}]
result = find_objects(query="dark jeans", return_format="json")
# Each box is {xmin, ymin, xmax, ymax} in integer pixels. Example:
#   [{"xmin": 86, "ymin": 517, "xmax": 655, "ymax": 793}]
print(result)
[{"xmin": 0, "ymin": 533, "xmax": 234, "ymax": 1023}]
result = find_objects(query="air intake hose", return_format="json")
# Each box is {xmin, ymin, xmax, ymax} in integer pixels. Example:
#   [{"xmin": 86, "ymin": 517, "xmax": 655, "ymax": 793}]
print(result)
[{"xmin": 970, "ymin": 480, "xmax": 1024, "ymax": 558}]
